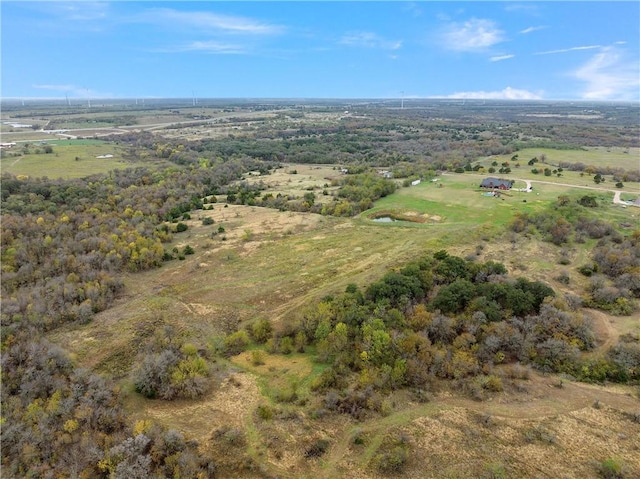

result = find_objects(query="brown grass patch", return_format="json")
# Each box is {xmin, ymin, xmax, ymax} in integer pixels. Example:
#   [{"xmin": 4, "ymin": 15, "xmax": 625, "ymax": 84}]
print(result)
[{"xmin": 132, "ymin": 372, "xmax": 261, "ymax": 444}]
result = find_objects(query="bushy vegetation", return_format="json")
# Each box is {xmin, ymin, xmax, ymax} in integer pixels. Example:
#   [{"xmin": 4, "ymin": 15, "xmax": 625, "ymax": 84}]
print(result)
[
  {"xmin": 255, "ymin": 250, "xmax": 614, "ymax": 417},
  {"xmin": 0, "ymin": 333, "xmax": 215, "ymax": 478},
  {"xmin": 1, "ymin": 154, "xmax": 266, "ymax": 331},
  {"xmin": 133, "ymin": 334, "xmax": 210, "ymax": 400},
  {"xmin": 509, "ymin": 198, "xmax": 640, "ymax": 315}
]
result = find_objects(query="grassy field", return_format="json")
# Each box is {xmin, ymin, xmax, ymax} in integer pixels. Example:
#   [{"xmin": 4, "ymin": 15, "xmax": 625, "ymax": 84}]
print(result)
[
  {"xmin": 486, "ymin": 147, "xmax": 640, "ymax": 174},
  {"xmin": 368, "ymin": 173, "xmax": 638, "ymax": 228},
  {"xmin": 49, "ymin": 166, "xmax": 640, "ymax": 370},
  {"xmin": 43, "ymin": 160, "xmax": 640, "ymax": 478},
  {"xmin": 0, "ymin": 140, "xmax": 152, "ymax": 178}
]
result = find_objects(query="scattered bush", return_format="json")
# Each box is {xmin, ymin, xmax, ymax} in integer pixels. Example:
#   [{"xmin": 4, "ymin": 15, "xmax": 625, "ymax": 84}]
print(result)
[
  {"xmin": 256, "ymin": 404, "xmax": 274, "ymax": 420},
  {"xmin": 304, "ymin": 438, "xmax": 330, "ymax": 458},
  {"xmin": 598, "ymin": 458, "xmax": 624, "ymax": 479},
  {"xmin": 133, "ymin": 345, "xmax": 209, "ymax": 400},
  {"xmin": 371, "ymin": 432, "xmax": 410, "ymax": 473},
  {"xmin": 251, "ymin": 319, "xmax": 272, "ymax": 343},
  {"xmin": 251, "ymin": 349, "xmax": 265, "ymax": 366},
  {"xmin": 224, "ymin": 330, "xmax": 250, "ymax": 356}
]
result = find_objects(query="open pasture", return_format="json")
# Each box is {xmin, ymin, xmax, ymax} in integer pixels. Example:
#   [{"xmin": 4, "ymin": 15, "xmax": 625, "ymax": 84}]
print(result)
[
  {"xmin": 243, "ymin": 163, "xmax": 342, "ymax": 197},
  {"xmin": 489, "ymin": 147, "xmax": 640, "ymax": 174},
  {"xmin": 369, "ymin": 174, "xmax": 555, "ymax": 228},
  {"xmin": 49, "ymin": 165, "xmax": 638, "ymax": 381},
  {"xmin": 0, "ymin": 139, "xmax": 147, "ymax": 178}
]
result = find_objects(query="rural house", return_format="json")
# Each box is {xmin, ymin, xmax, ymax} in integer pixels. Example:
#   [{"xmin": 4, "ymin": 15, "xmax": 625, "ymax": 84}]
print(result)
[{"xmin": 480, "ymin": 177, "xmax": 512, "ymax": 190}]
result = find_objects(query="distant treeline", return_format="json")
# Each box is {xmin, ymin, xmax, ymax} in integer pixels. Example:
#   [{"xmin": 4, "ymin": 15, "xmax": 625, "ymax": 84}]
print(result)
[{"xmin": 106, "ymin": 109, "xmax": 638, "ymax": 174}]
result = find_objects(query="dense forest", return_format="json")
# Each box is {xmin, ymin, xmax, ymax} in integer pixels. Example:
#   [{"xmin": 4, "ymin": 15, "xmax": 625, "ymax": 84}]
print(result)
[{"xmin": 2, "ymin": 103, "xmax": 639, "ymax": 477}]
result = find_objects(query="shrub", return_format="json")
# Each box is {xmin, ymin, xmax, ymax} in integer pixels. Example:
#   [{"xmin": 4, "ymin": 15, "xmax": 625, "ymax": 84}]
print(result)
[
  {"xmin": 372, "ymin": 432, "xmax": 410, "ymax": 473},
  {"xmin": 250, "ymin": 318, "xmax": 272, "ymax": 343},
  {"xmin": 523, "ymin": 425, "xmax": 556, "ymax": 445},
  {"xmin": 175, "ymin": 222, "xmax": 188, "ymax": 232},
  {"xmin": 214, "ymin": 426, "xmax": 246, "ymax": 447},
  {"xmin": 352, "ymin": 428, "xmax": 366, "ymax": 445},
  {"xmin": 250, "ymin": 350, "xmax": 265, "ymax": 366},
  {"xmin": 578, "ymin": 195, "xmax": 598, "ymax": 207},
  {"xmin": 279, "ymin": 336, "xmax": 294, "ymax": 354},
  {"xmin": 304, "ymin": 438, "xmax": 330, "ymax": 458},
  {"xmin": 482, "ymin": 375, "xmax": 504, "ymax": 392},
  {"xmin": 578, "ymin": 263, "xmax": 598, "ymax": 276},
  {"xmin": 170, "ymin": 356, "xmax": 209, "ymax": 399},
  {"xmin": 256, "ymin": 404, "xmax": 274, "ymax": 420},
  {"xmin": 224, "ymin": 330, "xmax": 250, "ymax": 356},
  {"xmin": 133, "ymin": 347, "xmax": 209, "ymax": 400},
  {"xmin": 555, "ymin": 271, "xmax": 570, "ymax": 284},
  {"xmin": 181, "ymin": 343, "xmax": 198, "ymax": 356},
  {"xmin": 202, "ymin": 217, "xmax": 214, "ymax": 225},
  {"xmin": 134, "ymin": 349, "xmax": 180, "ymax": 399},
  {"xmin": 598, "ymin": 458, "xmax": 624, "ymax": 479}
]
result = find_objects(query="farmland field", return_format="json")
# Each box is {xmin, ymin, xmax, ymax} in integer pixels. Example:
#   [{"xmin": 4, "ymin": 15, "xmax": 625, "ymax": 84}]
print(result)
[
  {"xmin": 494, "ymin": 146, "xmax": 640, "ymax": 171},
  {"xmin": 0, "ymin": 139, "xmax": 157, "ymax": 178}
]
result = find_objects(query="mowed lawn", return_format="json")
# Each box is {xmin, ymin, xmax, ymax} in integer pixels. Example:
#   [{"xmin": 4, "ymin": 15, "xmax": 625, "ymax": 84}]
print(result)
[
  {"xmin": 367, "ymin": 171, "xmax": 639, "ymax": 232},
  {"xmin": 370, "ymin": 175, "xmax": 552, "ymax": 227}
]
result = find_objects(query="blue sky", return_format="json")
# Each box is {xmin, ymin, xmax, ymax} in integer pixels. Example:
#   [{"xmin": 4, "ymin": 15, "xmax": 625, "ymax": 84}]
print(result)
[{"xmin": 2, "ymin": 1, "xmax": 639, "ymax": 101}]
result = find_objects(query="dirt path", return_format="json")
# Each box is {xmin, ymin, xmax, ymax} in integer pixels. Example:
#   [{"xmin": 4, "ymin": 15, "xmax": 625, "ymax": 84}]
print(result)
[
  {"xmin": 585, "ymin": 308, "xmax": 621, "ymax": 351},
  {"xmin": 317, "ymin": 371, "xmax": 640, "ymax": 479},
  {"xmin": 442, "ymin": 375, "xmax": 639, "ymax": 419}
]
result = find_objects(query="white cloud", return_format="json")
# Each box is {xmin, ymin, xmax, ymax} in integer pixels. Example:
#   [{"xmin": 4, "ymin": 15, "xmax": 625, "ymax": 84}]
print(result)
[
  {"xmin": 38, "ymin": 1, "xmax": 109, "ymax": 22},
  {"xmin": 403, "ymin": 2, "xmax": 423, "ymax": 17},
  {"xmin": 163, "ymin": 41, "xmax": 247, "ymax": 55},
  {"xmin": 490, "ymin": 54, "xmax": 515, "ymax": 62},
  {"xmin": 441, "ymin": 18, "xmax": 505, "ymax": 51},
  {"xmin": 340, "ymin": 32, "xmax": 402, "ymax": 50},
  {"xmin": 536, "ymin": 45, "xmax": 601, "ymax": 55},
  {"xmin": 574, "ymin": 47, "xmax": 640, "ymax": 101},
  {"xmin": 437, "ymin": 87, "xmax": 543, "ymax": 100},
  {"xmin": 520, "ymin": 26, "xmax": 546, "ymax": 34},
  {"xmin": 504, "ymin": 4, "xmax": 540, "ymax": 14},
  {"xmin": 139, "ymin": 8, "xmax": 284, "ymax": 35}
]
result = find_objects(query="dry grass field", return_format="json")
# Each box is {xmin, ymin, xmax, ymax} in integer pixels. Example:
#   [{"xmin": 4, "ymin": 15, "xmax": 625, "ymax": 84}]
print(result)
[{"xmin": 47, "ymin": 163, "xmax": 640, "ymax": 479}]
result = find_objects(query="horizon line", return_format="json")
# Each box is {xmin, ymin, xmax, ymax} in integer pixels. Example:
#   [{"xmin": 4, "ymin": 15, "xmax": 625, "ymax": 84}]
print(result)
[{"xmin": 2, "ymin": 96, "xmax": 639, "ymax": 104}]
